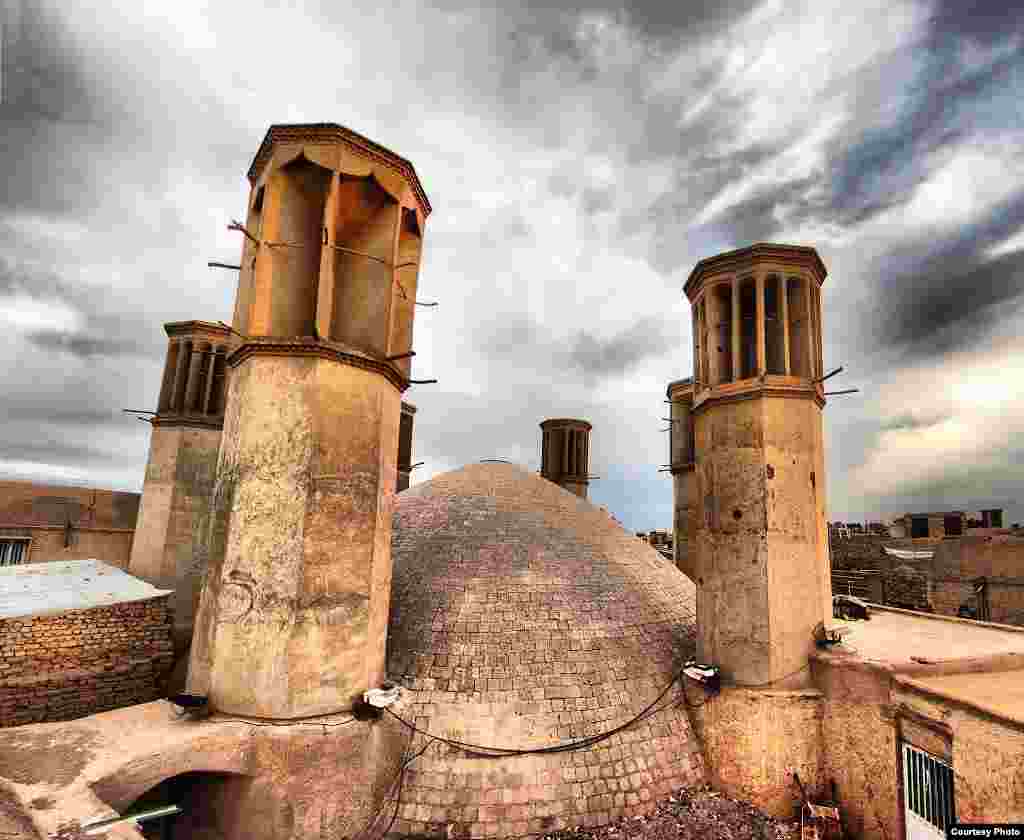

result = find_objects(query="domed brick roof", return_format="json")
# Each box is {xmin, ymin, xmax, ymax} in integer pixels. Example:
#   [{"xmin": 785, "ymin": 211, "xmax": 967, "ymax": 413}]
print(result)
[{"xmin": 386, "ymin": 462, "xmax": 704, "ymax": 838}]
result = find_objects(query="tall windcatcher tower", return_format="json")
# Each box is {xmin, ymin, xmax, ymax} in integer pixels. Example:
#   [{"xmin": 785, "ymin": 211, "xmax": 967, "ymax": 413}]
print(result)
[
  {"xmin": 684, "ymin": 244, "xmax": 830, "ymax": 688},
  {"xmin": 130, "ymin": 321, "xmax": 235, "ymax": 655},
  {"xmin": 540, "ymin": 418, "xmax": 592, "ymax": 498},
  {"xmin": 188, "ymin": 123, "xmax": 430, "ymax": 718},
  {"xmin": 666, "ymin": 378, "xmax": 696, "ymax": 578}
]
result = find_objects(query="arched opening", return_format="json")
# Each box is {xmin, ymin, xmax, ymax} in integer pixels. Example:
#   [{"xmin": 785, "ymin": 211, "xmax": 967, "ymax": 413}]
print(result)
[
  {"xmin": 711, "ymin": 284, "xmax": 732, "ymax": 385},
  {"xmin": 171, "ymin": 341, "xmax": 193, "ymax": 412},
  {"xmin": 698, "ymin": 298, "xmax": 710, "ymax": 385},
  {"xmin": 738, "ymin": 278, "xmax": 757, "ymax": 379},
  {"xmin": 157, "ymin": 342, "xmax": 180, "ymax": 413},
  {"xmin": 207, "ymin": 348, "xmax": 228, "ymax": 416},
  {"xmin": 764, "ymin": 275, "xmax": 785, "ymax": 375},
  {"xmin": 117, "ymin": 771, "xmax": 253, "ymax": 840},
  {"xmin": 786, "ymin": 276, "xmax": 811, "ymax": 378},
  {"xmin": 266, "ymin": 156, "xmax": 332, "ymax": 338},
  {"xmin": 811, "ymin": 282, "xmax": 823, "ymax": 378},
  {"xmin": 691, "ymin": 308, "xmax": 702, "ymax": 390},
  {"xmin": 389, "ymin": 208, "xmax": 422, "ymax": 377},
  {"xmin": 330, "ymin": 174, "xmax": 400, "ymax": 355},
  {"xmin": 188, "ymin": 342, "xmax": 212, "ymax": 413},
  {"xmin": 232, "ymin": 186, "xmax": 264, "ymax": 335}
]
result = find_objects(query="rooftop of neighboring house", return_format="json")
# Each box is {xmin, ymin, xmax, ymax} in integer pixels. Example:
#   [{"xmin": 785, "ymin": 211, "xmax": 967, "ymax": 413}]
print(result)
[
  {"xmin": 0, "ymin": 559, "xmax": 172, "ymax": 620},
  {"xmin": 824, "ymin": 604, "xmax": 1024, "ymax": 723}
]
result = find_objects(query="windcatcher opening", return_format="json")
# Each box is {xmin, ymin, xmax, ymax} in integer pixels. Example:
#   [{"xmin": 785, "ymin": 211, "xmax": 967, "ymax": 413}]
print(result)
[
  {"xmin": 266, "ymin": 156, "xmax": 331, "ymax": 338},
  {"xmin": 329, "ymin": 174, "xmax": 400, "ymax": 356}
]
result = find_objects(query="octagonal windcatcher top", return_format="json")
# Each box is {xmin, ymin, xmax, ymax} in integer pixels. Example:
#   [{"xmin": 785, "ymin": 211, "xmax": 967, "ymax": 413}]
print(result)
[
  {"xmin": 683, "ymin": 243, "xmax": 832, "ymax": 688},
  {"xmin": 231, "ymin": 122, "xmax": 431, "ymax": 380},
  {"xmin": 187, "ymin": 124, "xmax": 431, "ymax": 719}
]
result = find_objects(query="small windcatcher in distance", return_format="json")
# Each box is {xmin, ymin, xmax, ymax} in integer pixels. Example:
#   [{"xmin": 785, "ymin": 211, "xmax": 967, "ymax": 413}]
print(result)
[{"xmin": 539, "ymin": 418, "xmax": 592, "ymax": 499}]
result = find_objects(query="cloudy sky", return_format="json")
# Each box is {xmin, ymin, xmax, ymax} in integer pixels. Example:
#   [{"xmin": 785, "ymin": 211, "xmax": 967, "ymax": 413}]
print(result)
[{"xmin": 1, "ymin": 0, "xmax": 1022, "ymax": 531}]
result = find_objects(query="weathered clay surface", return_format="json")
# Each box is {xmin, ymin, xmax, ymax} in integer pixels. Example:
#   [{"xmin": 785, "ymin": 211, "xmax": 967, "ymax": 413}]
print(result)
[
  {"xmin": 130, "ymin": 424, "xmax": 222, "ymax": 650},
  {"xmin": 0, "ymin": 699, "xmax": 407, "ymax": 840},
  {"xmin": 690, "ymin": 687, "xmax": 824, "ymax": 819},
  {"xmin": 692, "ymin": 393, "xmax": 829, "ymax": 687},
  {"xmin": 188, "ymin": 353, "xmax": 400, "ymax": 718}
]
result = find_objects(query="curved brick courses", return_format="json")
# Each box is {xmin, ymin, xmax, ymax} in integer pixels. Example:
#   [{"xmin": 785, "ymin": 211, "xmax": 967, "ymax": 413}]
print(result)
[{"xmin": 387, "ymin": 462, "xmax": 706, "ymax": 839}]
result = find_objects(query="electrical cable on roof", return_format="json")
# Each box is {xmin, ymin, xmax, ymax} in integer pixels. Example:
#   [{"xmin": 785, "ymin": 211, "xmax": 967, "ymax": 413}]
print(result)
[{"xmin": 383, "ymin": 664, "xmax": 701, "ymax": 758}]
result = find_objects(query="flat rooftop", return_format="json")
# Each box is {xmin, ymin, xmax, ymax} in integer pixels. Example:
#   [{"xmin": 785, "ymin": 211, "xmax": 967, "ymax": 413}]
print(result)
[
  {"xmin": 906, "ymin": 669, "xmax": 1024, "ymax": 725},
  {"xmin": 831, "ymin": 605, "xmax": 1024, "ymax": 670},
  {"xmin": 0, "ymin": 559, "xmax": 172, "ymax": 620}
]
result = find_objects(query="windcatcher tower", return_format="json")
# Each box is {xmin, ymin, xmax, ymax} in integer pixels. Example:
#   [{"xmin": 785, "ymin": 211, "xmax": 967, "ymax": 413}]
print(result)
[
  {"xmin": 684, "ymin": 244, "xmax": 830, "ymax": 688},
  {"xmin": 188, "ymin": 123, "xmax": 430, "ymax": 719},
  {"xmin": 540, "ymin": 418, "xmax": 592, "ymax": 498},
  {"xmin": 666, "ymin": 377, "xmax": 696, "ymax": 578},
  {"xmin": 130, "ymin": 321, "xmax": 235, "ymax": 655}
]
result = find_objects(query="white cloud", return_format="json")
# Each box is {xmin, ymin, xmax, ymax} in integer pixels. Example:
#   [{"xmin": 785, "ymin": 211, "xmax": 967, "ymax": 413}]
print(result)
[{"xmin": 851, "ymin": 334, "xmax": 1024, "ymax": 497}]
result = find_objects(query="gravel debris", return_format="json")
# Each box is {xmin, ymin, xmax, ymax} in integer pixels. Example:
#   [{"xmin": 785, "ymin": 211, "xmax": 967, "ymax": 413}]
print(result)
[{"xmin": 540, "ymin": 785, "xmax": 800, "ymax": 840}]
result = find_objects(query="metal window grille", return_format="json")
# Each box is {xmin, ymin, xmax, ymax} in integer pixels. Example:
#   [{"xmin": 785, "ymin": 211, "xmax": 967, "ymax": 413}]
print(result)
[
  {"xmin": 0, "ymin": 539, "xmax": 29, "ymax": 566},
  {"xmin": 902, "ymin": 741, "xmax": 955, "ymax": 837}
]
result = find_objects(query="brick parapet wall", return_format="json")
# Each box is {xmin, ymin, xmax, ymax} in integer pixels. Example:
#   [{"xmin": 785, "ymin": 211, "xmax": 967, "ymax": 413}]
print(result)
[{"xmin": 0, "ymin": 597, "xmax": 173, "ymax": 727}]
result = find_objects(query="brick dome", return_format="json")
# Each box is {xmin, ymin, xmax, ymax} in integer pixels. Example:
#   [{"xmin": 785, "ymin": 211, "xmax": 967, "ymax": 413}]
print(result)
[{"xmin": 386, "ymin": 462, "xmax": 704, "ymax": 838}]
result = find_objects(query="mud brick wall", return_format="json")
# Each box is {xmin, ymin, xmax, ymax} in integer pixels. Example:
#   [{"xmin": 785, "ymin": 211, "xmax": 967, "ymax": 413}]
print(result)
[
  {"xmin": 930, "ymin": 579, "xmax": 976, "ymax": 616},
  {"xmin": 829, "ymin": 535, "xmax": 921, "ymax": 570},
  {"xmin": 388, "ymin": 463, "xmax": 706, "ymax": 839},
  {"xmin": 813, "ymin": 658, "xmax": 900, "ymax": 840},
  {"xmin": 885, "ymin": 565, "xmax": 932, "ymax": 611},
  {"xmin": 0, "ymin": 596, "xmax": 173, "ymax": 727}
]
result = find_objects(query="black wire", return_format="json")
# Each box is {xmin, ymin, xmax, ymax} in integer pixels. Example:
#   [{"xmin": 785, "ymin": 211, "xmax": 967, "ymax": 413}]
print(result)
[
  {"xmin": 384, "ymin": 665, "xmax": 698, "ymax": 758},
  {"xmin": 353, "ymin": 729, "xmax": 437, "ymax": 840},
  {"xmin": 350, "ymin": 668, "xmax": 715, "ymax": 840}
]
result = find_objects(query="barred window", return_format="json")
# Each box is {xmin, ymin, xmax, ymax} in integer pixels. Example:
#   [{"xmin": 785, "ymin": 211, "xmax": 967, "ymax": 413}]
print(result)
[{"xmin": 0, "ymin": 539, "xmax": 29, "ymax": 566}]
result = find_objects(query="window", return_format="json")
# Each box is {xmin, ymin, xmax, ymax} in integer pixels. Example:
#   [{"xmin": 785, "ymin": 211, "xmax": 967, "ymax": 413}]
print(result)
[{"xmin": 0, "ymin": 538, "xmax": 29, "ymax": 566}]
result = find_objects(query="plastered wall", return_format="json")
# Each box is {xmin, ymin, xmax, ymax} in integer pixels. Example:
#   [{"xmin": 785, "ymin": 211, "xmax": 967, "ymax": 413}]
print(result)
[
  {"xmin": 189, "ymin": 351, "xmax": 401, "ymax": 718},
  {"xmin": 0, "ymin": 525, "xmax": 134, "ymax": 569},
  {"xmin": 130, "ymin": 424, "xmax": 222, "ymax": 646},
  {"xmin": 813, "ymin": 655, "xmax": 1024, "ymax": 839},
  {"xmin": 690, "ymin": 687, "xmax": 824, "ymax": 819}
]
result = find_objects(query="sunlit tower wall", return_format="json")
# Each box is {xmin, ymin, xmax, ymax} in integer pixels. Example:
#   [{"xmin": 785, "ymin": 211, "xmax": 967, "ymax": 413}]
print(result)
[
  {"xmin": 188, "ymin": 123, "xmax": 431, "ymax": 719},
  {"xmin": 539, "ymin": 418, "xmax": 592, "ymax": 499},
  {"xmin": 685, "ymin": 244, "xmax": 831, "ymax": 688}
]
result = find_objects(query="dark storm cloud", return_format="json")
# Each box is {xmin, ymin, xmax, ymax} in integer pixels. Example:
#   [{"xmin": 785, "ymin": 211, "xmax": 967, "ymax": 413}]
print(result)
[
  {"xmin": 434, "ymin": 0, "xmax": 762, "ymax": 45},
  {"xmin": 930, "ymin": 0, "xmax": 1024, "ymax": 45},
  {"xmin": 863, "ymin": 190, "xmax": 1024, "ymax": 360},
  {"xmin": 567, "ymin": 317, "xmax": 679, "ymax": 378},
  {"xmin": 25, "ymin": 330, "xmax": 153, "ymax": 359},
  {"xmin": 472, "ymin": 312, "xmax": 680, "ymax": 381},
  {"xmin": 0, "ymin": 2, "xmax": 119, "ymax": 217},
  {"xmin": 878, "ymin": 413, "xmax": 951, "ymax": 433},
  {"xmin": 0, "ymin": 258, "xmax": 164, "ymax": 361},
  {"xmin": 0, "ymin": 0, "xmax": 101, "ymax": 125},
  {"xmin": 821, "ymin": 44, "xmax": 1022, "ymax": 229}
]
